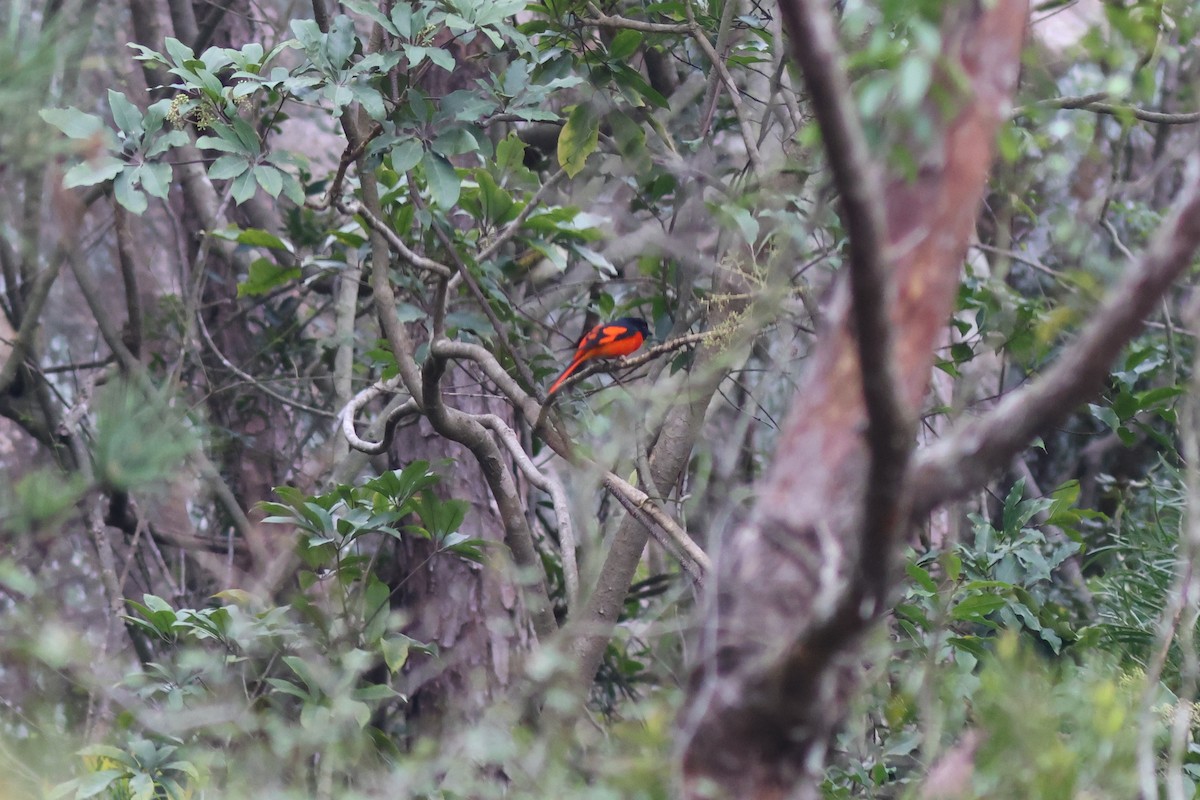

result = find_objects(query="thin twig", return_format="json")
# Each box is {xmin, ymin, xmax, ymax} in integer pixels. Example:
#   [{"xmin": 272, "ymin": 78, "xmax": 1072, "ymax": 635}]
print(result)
[
  {"xmin": 686, "ymin": 0, "xmax": 765, "ymax": 176},
  {"xmin": 339, "ymin": 199, "xmax": 454, "ymax": 277},
  {"xmin": 478, "ymin": 168, "xmax": 567, "ymax": 263},
  {"xmin": 971, "ymin": 242, "xmax": 1061, "ymax": 278},
  {"xmin": 197, "ymin": 311, "xmax": 336, "ymax": 418},
  {"xmin": 479, "ymin": 413, "xmax": 580, "ymax": 609}
]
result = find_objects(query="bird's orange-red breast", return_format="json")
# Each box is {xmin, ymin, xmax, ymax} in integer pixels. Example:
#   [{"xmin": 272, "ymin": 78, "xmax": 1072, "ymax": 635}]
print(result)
[{"xmin": 547, "ymin": 317, "xmax": 651, "ymax": 394}]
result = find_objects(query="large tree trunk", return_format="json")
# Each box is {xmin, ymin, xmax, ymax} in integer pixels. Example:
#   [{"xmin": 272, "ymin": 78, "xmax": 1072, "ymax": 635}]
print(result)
[
  {"xmin": 678, "ymin": 2, "xmax": 1031, "ymax": 796},
  {"xmin": 387, "ymin": 389, "xmax": 533, "ymax": 732}
]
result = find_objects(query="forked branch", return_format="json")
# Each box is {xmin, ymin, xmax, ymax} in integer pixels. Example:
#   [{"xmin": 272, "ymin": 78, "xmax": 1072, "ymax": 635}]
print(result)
[{"xmin": 911, "ymin": 161, "xmax": 1200, "ymax": 513}]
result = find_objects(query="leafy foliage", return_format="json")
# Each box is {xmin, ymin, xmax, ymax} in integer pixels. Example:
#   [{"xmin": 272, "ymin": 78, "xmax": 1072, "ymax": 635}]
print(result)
[{"xmin": 5, "ymin": 0, "xmax": 1200, "ymax": 797}]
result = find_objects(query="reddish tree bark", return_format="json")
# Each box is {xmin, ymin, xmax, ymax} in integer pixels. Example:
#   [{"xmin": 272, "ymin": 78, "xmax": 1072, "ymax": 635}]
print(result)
[{"xmin": 678, "ymin": 2, "xmax": 1030, "ymax": 797}]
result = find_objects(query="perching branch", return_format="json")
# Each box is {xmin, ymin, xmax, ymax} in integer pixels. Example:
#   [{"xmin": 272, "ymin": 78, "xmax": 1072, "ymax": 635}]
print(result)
[{"xmin": 549, "ymin": 330, "xmax": 713, "ymax": 396}]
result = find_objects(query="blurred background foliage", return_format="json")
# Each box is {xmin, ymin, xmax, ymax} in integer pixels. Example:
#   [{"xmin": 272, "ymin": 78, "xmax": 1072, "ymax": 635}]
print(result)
[{"xmin": 2, "ymin": 0, "xmax": 1200, "ymax": 797}]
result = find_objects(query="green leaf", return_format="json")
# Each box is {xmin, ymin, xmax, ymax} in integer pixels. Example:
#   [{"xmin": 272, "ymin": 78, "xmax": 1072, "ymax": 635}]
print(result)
[
  {"xmin": 139, "ymin": 162, "xmax": 172, "ymax": 199},
  {"xmin": 73, "ymin": 770, "xmax": 125, "ymax": 799},
  {"xmin": 389, "ymin": 139, "xmax": 423, "ymax": 173},
  {"xmin": 280, "ymin": 172, "xmax": 305, "ymax": 204},
  {"xmin": 608, "ymin": 29, "xmax": 643, "ymax": 60},
  {"xmin": 228, "ymin": 118, "xmax": 261, "ymax": 154},
  {"xmin": 40, "ymin": 107, "xmax": 106, "ymax": 139},
  {"xmin": 162, "ymin": 760, "xmax": 200, "ymax": 782},
  {"xmin": 208, "ymin": 155, "xmax": 249, "ymax": 180},
  {"xmin": 431, "ymin": 126, "xmax": 480, "ymax": 157},
  {"xmin": 950, "ymin": 592, "xmax": 1008, "ymax": 622},
  {"xmin": 353, "ymin": 683, "xmax": 401, "ymax": 701},
  {"xmin": 558, "ymin": 103, "xmax": 600, "ymax": 178},
  {"xmin": 114, "ymin": 171, "xmax": 148, "ymax": 214},
  {"xmin": 1137, "ymin": 385, "xmax": 1182, "ymax": 408},
  {"xmin": 425, "ymin": 47, "xmax": 455, "ymax": 72},
  {"xmin": 896, "ymin": 55, "xmax": 932, "ymax": 108},
  {"xmin": 342, "ymin": 0, "xmax": 399, "ymax": 34},
  {"xmin": 381, "ymin": 635, "xmax": 413, "ymax": 673},
  {"xmin": 195, "ymin": 134, "xmax": 250, "ymax": 155},
  {"xmin": 905, "ymin": 562, "xmax": 938, "ymax": 593},
  {"xmin": 719, "ymin": 204, "xmax": 759, "ymax": 245},
  {"xmin": 62, "ymin": 157, "xmax": 126, "ymax": 188},
  {"xmin": 238, "ymin": 258, "xmax": 301, "ymax": 297},
  {"xmin": 128, "ymin": 772, "xmax": 154, "ymax": 800},
  {"xmin": 1088, "ymin": 403, "xmax": 1120, "ymax": 432},
  {"xmin": 283, "ymin": 655, "xmax": 320, "ymax": 693},
  {"xmin": 230, "ymin": 169, "xmax": 257, "ymax": 204},
  {"xmin": 391, "ymin": 4, "xmax": 414, "ymax": 38},
  {"xmin": 326, "ymin": 14, "xmax": 357, "ymax": 69},
  {"xmin": 107, "ymin": 90, "xmax": 143, "ymax": 137},
  {"xmin": 163, "ymin": 37, "xmax": 195, "ymax": 67},
  {"xmin": 611, "ymin": 63, "xmax": 667, "ymax": 108},
  {"xmin": 254, "ymin": 165, "xmax": 284, "ymax": 197},
  {"xmin": 236, "ymin": 228, "xmax": 291, "ymax": 251},
  {"xmin": 264, "ymin": 677, "xmax": 310, "ymax": 701},
  {"xmin": 475, "ymin": 169, "xmax": 514, "ymax": 225},
  {"xmin": 144, "ymin": 129, "xmax": 189, "ymax": 158},
  {"xmin": 1001, "ymin": 478, "xmax": 1026, "ymax": 533},
  {"xmin": 77, "ymin": 744, "xmax": 131, "ymax": 763},
  {"xmin": 348, "ymin": 83, "xmax": 386, "ymax": 121},
  {"xmin": 422, "ymin": 150, "xmax": 460, "ymax": 208},
  {"xmin": 363, "ymin": 575, "xmax": 389, "ymax": 644}
]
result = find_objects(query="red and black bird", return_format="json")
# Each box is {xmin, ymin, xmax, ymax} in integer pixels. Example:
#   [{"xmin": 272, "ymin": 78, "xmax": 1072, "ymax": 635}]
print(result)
[{"xmin": 547, "ymin": 317, "xmax": 651, "ymax": 395}]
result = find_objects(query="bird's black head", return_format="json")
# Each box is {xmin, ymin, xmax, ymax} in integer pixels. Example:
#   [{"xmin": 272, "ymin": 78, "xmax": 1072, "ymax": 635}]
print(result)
[{"xmin": 614, "ymin": 317, "xmax": 651, "ymax": 338}]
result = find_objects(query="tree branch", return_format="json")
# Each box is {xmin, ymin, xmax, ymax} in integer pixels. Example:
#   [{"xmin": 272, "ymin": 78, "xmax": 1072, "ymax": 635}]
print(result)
[
  {"xmin": 0, "ymin": 256, "xmax": 62, "ymax": 397},
  {"xmin": 679, "ymin": 2, "xmax": 1031, "ymax": 794},
  {"xmin": 778, "ymin": 0, "xmax": 911, "ymax": 601},
  {"xmin": 1020, "ymin": 93, "xmax": 1200, "ymax": 125},
  {"xmin": 911, "ymin": 161, "xmax": 1200, "ymax": 513},
  {"xmin": 420, "ymin": 346, "xmax": 558, "ymax": 639},
  {"xmin": 340, "ymin": 199, "xmax": 453, "ymax": 278},
  {"xmin": 602, "ymin": 471, "xmax": 710, "ymax": 582},
  {"xmin": 339, "ymin": 375, "xmax": 418, "ymax": 455},
  {"xmin": 583, "ymin": 4, "xmax": 691, "ymax": 34},
  {"xmin": 686, "ymin": 0, "xmax": 765, "ymax": 177},
  {"xmin": 478, "ymin": 412, "xmax": 580, "ymax": 610}
]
